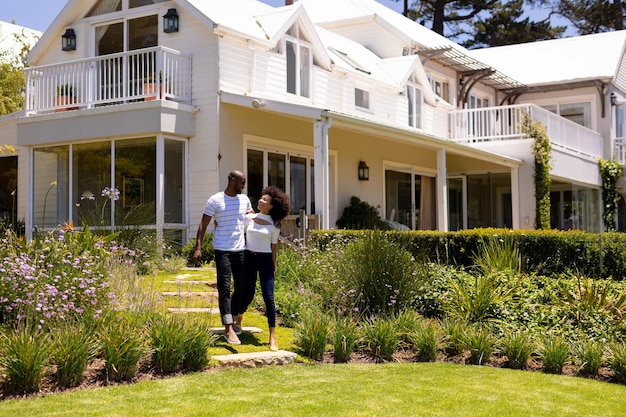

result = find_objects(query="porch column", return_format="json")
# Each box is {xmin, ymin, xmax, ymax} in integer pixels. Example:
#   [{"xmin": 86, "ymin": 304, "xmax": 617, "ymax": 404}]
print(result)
[
  {"xmin": 511, "ymin": 166, "xmax": 520, "ymax": 229},
  {"xmin": 436, "ymin": 148, "xmax": 448, "ymax": 231},
  {"xmin": 314, "ymin": 117, "xmax": 332, "ymax": 229},
  {"xmin": 156, "ymin": 135, "xmax": 165, "ymax": 254}
]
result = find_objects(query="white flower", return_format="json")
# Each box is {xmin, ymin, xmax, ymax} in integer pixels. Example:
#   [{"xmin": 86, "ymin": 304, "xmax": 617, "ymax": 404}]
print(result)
[{"xmin": 81, "ymin": 191, "xmax": 95, "ymax": 200}]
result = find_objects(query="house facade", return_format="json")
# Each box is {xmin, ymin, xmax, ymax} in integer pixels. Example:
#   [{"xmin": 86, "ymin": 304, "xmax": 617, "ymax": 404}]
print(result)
[{"xmin": 0, "ymin": 0, "xmax": 625, "ymax": 244}]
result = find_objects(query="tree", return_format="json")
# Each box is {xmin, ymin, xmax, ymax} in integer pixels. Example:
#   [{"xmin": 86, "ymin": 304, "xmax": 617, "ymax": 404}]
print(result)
[
  {"xmin": 549, "ymin": 0, "xmax": 625, "ymax": 34},
  {"xmin": 464, "ymin": 0, "xmax": 566, "ymax": 48},
  {"xmin": 0, "ymin": 25, "xmax": 37, "ymax": 116},
  {"xmin": 397, "ymin": 0, "xmax": 564, "ymax": 47}
]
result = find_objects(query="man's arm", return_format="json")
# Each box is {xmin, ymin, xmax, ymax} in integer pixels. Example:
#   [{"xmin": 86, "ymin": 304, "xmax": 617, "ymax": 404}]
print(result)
[{"xmin": 193, "ymin": 213, "xmax": 212, "ymax": 267}]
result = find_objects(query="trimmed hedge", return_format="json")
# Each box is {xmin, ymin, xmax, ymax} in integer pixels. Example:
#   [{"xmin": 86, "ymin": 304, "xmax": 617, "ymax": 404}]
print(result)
[{"xmin": 310, "ymin": 228, "xmax": 626, "ymax": 280}]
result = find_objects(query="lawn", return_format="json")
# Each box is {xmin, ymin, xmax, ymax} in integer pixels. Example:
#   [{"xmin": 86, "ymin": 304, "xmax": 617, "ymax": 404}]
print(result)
[{"xmin": 1, "ymin": 362, "xmax": 625, "ymax": 416}]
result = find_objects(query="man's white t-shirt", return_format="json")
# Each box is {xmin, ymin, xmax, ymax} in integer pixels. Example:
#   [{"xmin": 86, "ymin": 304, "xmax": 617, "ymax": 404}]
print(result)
[{"xmin": 203, "ymin": 192, "xmax": 252, "ymax": 251}]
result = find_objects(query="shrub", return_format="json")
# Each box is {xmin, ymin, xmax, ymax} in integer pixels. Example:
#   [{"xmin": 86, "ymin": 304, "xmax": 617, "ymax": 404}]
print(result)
[
  {"xmin": 149, "ymin": 314, "xmax": 188, "ymax": 374},
  {"xmin": 500, "ymin": 330, "xmax": 534, "ymax": 370},
  {"xmin": 393, "ymin": 309, "xmax": 423, "ymax": 346},
  {"xmin": 360, "ymin": 316, "xmax": 398, "ymax": 362},
  {"xmin": 465, "ymin": 326, "xmax": 497, "ymax": 365},
  {"xmin": 336, "ymin": 196, "xmax": 390, "ymax": 230},
  {"xmin": 50, "ymin": 323, "xmax": 99, "ymax": 388},
  {"xmin": 337, "ymin": 231, "xmax": 424, "ymax": 315},
  {"xmin": 99, "ymin": 315, "xmax": 149, "ymax": 382},
  {"xmin": 409, "ymin": 319, "xmax": 441, "ymax": 362},
  {"xmin": 183, "ymin": 233, "xmax": 214, "ymax": 266},
  {"xmin": 182, "ymin": 318, "xmax": 217, "ymax": 372},
  {"xmin": 441, "ymin": 319, "xmax": 468, "ymax": 356},
  {"xmin": 540, "ymin": 335, "xmax": 570, "ymax": 374},
  {"xmin": 0, "ymin": 325, "xmax": 50, "ymax": 394},
  {"xmin": 575, "ymin": 340, "xmax": 604, "ymax": 377},
  {"xmin": 609, "ymin": 342, "xmax": 626, "ymax": 384},
  {"xmin": 331, "ymin": 316, "xmax": 359, "ymax": 363},
  {"xmin": 294, "ymin": 311, "xmax": 330, "ymax": 361}
]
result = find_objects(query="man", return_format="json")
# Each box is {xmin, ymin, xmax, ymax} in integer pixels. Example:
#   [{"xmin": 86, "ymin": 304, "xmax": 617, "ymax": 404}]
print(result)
[{"xmin": 193, "ymin": 170, "xmax": 253, "ymax": 345}]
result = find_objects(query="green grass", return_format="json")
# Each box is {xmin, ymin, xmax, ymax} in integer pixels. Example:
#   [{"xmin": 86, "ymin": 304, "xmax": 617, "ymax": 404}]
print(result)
[{"xmin": 2, "ymin": 363, "xmax": 625, "ymax": 416}]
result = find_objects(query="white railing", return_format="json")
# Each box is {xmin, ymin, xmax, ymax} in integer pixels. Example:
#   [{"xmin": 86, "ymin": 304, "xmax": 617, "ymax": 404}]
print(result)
[
  {"xmin": 24, "ymin": 46, "xmax": 192, "ymax": 114},
  {"xmin": 449, "ymin": 103, "xmax": 604, "ymax": 158}
]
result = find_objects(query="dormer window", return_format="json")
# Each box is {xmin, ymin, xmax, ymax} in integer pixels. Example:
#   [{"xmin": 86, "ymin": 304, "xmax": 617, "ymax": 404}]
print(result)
[
  {"xmin": 285, "ymin": 23, "xmax": 312, "ymax": 98},
  {"xmin": 407, "ymin": 79, "xmax": 422, "ymax": 129},
  {"xmin": 355, "ymin": 88, "xmax": 370, "ymax": 110}
]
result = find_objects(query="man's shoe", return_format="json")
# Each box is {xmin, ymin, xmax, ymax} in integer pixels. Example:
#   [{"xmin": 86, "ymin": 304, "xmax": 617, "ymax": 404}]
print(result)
[
  {"xmin": 232, "ymin": 324, "xmax": 242, "ymax": 335},
  {"xmin": 225, "ymin": 333, "xmax": 241, "ymax": 345}
]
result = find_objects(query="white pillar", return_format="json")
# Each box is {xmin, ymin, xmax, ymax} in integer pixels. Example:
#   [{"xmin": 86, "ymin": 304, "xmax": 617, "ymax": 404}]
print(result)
[
  {"xmin": 436, "ymin": 148, "xmax": 448, "ymax": 231},
  {"xmin": 314, "ymin": 117, "xmax": 331, "ymax": 229},
  {"xmin": 511, "ymin": 166, "xmax": 520, "ymax": 229}
]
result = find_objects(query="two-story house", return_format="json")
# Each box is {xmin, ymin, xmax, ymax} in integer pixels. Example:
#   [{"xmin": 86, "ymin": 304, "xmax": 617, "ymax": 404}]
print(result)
[{"xmin": 0, "ymin": 0, "xmax": 624, "ymax": 245}]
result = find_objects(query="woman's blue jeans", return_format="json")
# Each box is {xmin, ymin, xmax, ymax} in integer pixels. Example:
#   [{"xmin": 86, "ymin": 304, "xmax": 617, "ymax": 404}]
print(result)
[{"xmin": 232, "ymin": 250, "xmax": 276, "ymax": 328}]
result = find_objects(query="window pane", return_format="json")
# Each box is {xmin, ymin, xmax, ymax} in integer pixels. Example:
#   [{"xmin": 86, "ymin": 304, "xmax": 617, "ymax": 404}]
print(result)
[
  {"xmin": 286, "ymin": 40, "xmax": 296, "ymax": 94},
  {"xmin": 268, "ymin": 152, "xmax": 286, "ymax": 191},
  {"xmin": 96, "ymin": 22, "xmax": 124, "ymax": 56},
  {"xmin": 164, "ymin": 139, "xmax": 185, "ymax": 224},
  {"xmin": 560, "ymin": 102, "xmax": 590, "ymax": 127},
  {"xmin": 407, "ymin": 85, "xmax": 414, "ymax": 127},
  {"xmin": 385, "ymin": 170, "xmax": 411, "ymax": 229},
  {"xmin": 128, "ymin": 15, "xmax": 158, "ymax": 51},
  {"xmin": 310, "ymin": 159, "xmax": 315, "ymax": 213},
  {"xmin": 87, "ymin": 0, "xmax": 122, "ymax": 17},
  {"xmin": 73, "ymin": 142, "xmax": 112, "ymax": 227},
  {"xmin": 247, "ymin": 149, "xmax": 263, "ymax": 209},
  {"xmin": 129, "ymin": 0, "xmax": 167, "ymax": 7},
  {"xmin": 300, "ymin": 45, "xmax": 311, "ymax": 98},
  {"xmin": 115, "ymin": 137, "xmax": 156, "ymax": 225},
  {"xmin": 33, "ymin": 146, "xmax": 69, "ymax": 229},
  {"xmin": 290, "ymin": 156, "xmax": 306, "ymax": 214},
  {"xmin": 0, "ymin": 156, "xmax": 17, "ymax": 219}
]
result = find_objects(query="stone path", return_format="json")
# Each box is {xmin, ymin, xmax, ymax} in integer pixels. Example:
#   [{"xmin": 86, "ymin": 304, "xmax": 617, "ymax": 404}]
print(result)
[{"xmin": 164, "ymin": 270, "xmax": 297, "ymax": 368}]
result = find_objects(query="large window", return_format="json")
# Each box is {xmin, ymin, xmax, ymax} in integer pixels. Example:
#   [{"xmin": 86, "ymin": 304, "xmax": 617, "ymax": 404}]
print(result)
[
  {"xmin": 385, "ymin": 169, "xmax": 436, "ymax": 230},
  {"xmin": 247, "ymin": 148, "xmax": 314, "ymax": 215},
  {"xmin": 32, "ymin": 138, "xmax": 185, "ymax": 235},
  {"xmin": 285, "ymin": 24, "xmax": 312, "ymax": 98},
  {"xmin": 466, "ymin": 172, "xmax": 512, "ymax": 229},
  {"xmin": 542, "ymin": 101, "xmax": 592, "ymax": 128}
]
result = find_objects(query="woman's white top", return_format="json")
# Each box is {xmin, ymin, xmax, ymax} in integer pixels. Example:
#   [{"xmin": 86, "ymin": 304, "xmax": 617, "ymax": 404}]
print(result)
[{"xmin": 245, "ymin": 213, "xmax": 279, "ymax": 253}]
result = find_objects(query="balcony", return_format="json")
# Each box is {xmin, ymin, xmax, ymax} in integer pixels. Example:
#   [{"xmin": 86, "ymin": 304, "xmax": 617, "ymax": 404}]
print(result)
[
  {"xmin": 449, "ymin": 103, "xmax": 604, "ymax": 158},
  {"xmin": 24, "ymin": 46, "xmax": 192, "ymax": 115}
]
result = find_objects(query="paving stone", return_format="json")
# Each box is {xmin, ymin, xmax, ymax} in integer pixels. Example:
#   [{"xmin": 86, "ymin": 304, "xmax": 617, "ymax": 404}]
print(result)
[
  {"xmin": 210, "ymin": 326, "xmax": 263, "ymax": 334},
  {"xmin": 212, "ymin": 350, "xmax": 297, "ymax": 368},
  {"xmin": 161, "ymin": 291, "xmax": 217, "ymax": 298},
  {"xmin": 168, "ymin": 307, "xmax": 220, "ymax": 314},
  {"xmin": 163, "ymin": 280, "xmax": 217, "ymax": 287}
]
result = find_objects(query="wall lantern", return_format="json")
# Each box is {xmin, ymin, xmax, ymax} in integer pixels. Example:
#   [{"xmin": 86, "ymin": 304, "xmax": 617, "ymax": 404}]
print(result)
[
  {"xmin": 611, "ymin": 92, "xmax": 618, "ymax": 106},
  {"xmin": 358, "ymin": 161, "xmax": 370, "ymax": 181},
  {"xmin": 163, "ymin": 8, "xmax": 179, "ymax": 33},
  {"xmin": 61, "ymin": 29, "xmax": 76, "ymax": 51}
]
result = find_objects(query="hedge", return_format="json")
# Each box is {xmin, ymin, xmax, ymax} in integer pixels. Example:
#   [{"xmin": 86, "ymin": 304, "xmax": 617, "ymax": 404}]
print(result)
[{"xmin": 310, "ymin": 228, "xmax": 626, "ymax": 280}]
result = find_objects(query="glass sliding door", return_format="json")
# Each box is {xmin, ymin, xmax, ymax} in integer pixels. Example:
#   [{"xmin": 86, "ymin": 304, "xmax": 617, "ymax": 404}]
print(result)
[
  {"xmin": 447, "ymin": 177, "xmax": 465, "ymax": 231},
  {"xmin": 385, "ymin": 169, "xmax": 436, "ymax": 230}
]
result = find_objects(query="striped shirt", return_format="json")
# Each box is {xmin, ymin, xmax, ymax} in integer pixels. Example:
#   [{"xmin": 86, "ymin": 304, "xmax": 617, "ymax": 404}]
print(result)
[{"xmin": 203, "ymin": 192, "xmax": 252, "ymax": 251}]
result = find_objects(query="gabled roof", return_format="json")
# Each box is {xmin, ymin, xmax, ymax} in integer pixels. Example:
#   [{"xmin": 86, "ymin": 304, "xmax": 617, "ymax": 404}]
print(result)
[
  {"xmin": 299, "ymin": 0, "xmax": 524, "ymax": 92},
  {"xmin": 470, "ymin": 30, "xmax": 626, "ymax": 88}
]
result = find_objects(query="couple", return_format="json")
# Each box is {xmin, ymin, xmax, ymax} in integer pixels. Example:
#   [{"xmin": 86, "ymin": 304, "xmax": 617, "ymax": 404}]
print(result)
[{"xmin": 192, "ymin": 170, "xmax": 290, "ymax": 351}]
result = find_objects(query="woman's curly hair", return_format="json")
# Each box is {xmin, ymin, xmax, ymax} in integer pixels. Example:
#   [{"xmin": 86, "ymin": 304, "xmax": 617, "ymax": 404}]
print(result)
[{"xmin": 262, "ymin": 185, "xmax": 290, "ymax": 225}]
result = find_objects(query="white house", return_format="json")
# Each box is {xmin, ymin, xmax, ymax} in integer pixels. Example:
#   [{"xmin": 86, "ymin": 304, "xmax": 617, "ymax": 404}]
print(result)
[{"xmin": 0, "ymin": 0, "xmax": 624, "ymax": 244}]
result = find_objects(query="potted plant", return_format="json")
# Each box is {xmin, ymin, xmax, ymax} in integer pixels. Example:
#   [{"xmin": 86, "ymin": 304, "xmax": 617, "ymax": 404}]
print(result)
[{"xmin": 55, "ymin": 84, "xmax": 78, "ymax": 111}]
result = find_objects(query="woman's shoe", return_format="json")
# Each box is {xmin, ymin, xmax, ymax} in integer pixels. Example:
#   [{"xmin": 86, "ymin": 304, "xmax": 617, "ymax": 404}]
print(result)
[{"xmin": 269, "ymin": 343, "xmax": 279, "ymax": 352}]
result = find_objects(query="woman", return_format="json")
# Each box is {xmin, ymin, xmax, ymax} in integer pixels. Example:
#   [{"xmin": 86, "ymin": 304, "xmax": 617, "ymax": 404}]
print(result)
[{"xmin": 232, "ymin": 186, "xmax": 290, "ymax": 351}]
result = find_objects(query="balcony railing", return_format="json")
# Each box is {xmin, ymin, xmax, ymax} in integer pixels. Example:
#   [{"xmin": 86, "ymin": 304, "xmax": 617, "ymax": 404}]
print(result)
[
  {"xmin": 24, "ymin": 46, "xmax": 192, "ymax": 114},
  {"xmin": 449, "ymin": 103, "xmax": 604, "ymax": 158}
]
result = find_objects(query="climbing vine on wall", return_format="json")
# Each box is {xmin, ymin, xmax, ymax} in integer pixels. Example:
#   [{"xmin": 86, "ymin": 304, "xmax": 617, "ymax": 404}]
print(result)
[
  {"xmin": 598, "ymin": 158, "xmax": 624, "ymax": 231},
  {"xmin": 522, "ymin": 114, "xmax": 551, "ymax": 229}
]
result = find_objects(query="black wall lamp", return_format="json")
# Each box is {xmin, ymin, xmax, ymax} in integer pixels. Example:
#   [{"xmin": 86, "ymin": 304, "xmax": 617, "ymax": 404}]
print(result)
[
  {"xmin": 61, "ymin": 29, "xmax": 76, "ymax": 51},
  {"xmin": 163, "ymin": 8, "xmax": 179, "ymax": 33},
  {"xmin": 358, "ymin": 161, "xmax": 370, "ymax": 181},
  {"xmin": 611, "ymin": 92, "xmax": 618, "ymax": 106}
]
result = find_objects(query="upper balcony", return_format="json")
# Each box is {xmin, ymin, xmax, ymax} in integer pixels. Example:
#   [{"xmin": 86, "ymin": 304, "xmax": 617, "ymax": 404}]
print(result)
[
  {"xmin": 24, "ymin": 46, "xmax": 192, "ymax": 115},
  {"xmin": 449, "ymin": 103, "xmax": 604, "ymax": 159}
]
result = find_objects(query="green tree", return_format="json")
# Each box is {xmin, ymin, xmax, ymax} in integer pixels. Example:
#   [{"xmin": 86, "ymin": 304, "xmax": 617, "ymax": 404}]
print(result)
[
  {"xmin": 397, "ymin": 0, "xmax": 564, "ymax": 46},
  {"xmin": 550, "ymin": 0, "xmax": 624, "ymax": 34},
  {"xmin": 0, "ymin": 25, "xmax": 37, "ymax": 116}
]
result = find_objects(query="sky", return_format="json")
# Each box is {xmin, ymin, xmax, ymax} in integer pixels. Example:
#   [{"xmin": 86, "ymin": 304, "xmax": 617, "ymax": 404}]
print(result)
[{"xmin": 1, "ymin": 0, "xmax": 568, "ymax": 37}]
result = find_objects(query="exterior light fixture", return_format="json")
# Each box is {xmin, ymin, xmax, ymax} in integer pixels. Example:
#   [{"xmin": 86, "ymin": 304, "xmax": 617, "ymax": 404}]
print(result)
[
  {"xmin": 611, "ymin": 92, "xmax": 618, "ymax": 106},
  {"xmin": 358, "ymin": 161, "xmax": 369, "ymax": 181},
  {"xmin": 61, "ymin": 29, "xmax": 76, "ymax": 51},
  {"xmin": 252, "ymin": 99, "xmax": 266, "ymax": 108},
  {"xmin": 163, "ymin": 8, "xmax": 179, "ymax": 33}
]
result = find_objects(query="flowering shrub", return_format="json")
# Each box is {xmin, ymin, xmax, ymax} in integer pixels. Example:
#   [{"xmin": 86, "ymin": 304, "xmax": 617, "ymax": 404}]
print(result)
[{"xmin": 0, "ymin": 228, "xmax": 119, "ymax": 328}]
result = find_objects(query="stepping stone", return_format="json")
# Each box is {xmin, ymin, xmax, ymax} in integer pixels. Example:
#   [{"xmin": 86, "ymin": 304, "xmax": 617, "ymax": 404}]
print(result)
[
  {"xmin": 210, "ymin": 326, "xmax": 263, "ymax": 334},
  {"xmin": 168, "ymin": 307, "xmax": 220, "ymax": 314},
  {"xmin": 163, "ymin": 280, "xmax": 217, "ymax": 287},
  {"xmin": 161, "ymin": 291, "xmax": 217, "ymax": 298},
  {"xmin": 212, "ymin": 350, "xmax": 297, "ymax": 368}
]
